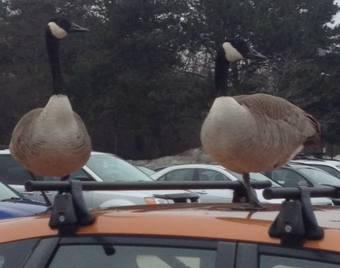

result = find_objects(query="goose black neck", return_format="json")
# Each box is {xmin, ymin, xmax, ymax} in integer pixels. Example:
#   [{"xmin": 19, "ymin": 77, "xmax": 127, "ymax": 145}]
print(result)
[
  {"xmin": 215, "ymin": 48, "xmax": 230, "ymax": 97},
  {"xmin": 46, "ymin": 31, "xmax": 65, "ymax": 95}
]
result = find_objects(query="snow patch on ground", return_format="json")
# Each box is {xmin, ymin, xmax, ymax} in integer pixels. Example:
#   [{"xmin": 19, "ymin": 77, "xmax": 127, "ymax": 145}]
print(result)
[
  {"xmin": 128, "ymin": 147, "xmax": 214, "ymax": 170},
  {"xmin": 128, "ymin": 148, "xmax": 340, "ymax": 171}
]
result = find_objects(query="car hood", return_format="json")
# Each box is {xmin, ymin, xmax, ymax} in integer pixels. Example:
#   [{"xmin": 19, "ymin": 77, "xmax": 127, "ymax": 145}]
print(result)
[{"xmin": 0, "ymin": 200, "xmax": 47, "ymax": 219}]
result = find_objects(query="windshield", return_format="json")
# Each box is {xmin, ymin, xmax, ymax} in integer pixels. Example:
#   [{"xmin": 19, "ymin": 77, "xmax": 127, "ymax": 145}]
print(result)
[
  {"xmin": 0, "ymin": 182, "xmax": 20, "ymax": 201},
  {"xmin": 297, "ymin": 167, "xmax": 340, "ymax": 186},
  {"xmin": 86, "ymin": 154, "xmax": 153, "ymax": 182},
  {"xmin": 227, "ymin": 170, "xmax": 280, "ymax": 187}
]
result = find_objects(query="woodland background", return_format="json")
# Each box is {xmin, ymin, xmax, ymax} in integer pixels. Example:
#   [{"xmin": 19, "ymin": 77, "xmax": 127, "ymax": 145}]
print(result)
[{"xmin": 1, "ymin": 0, "xmax": 340, "ymax": 160}]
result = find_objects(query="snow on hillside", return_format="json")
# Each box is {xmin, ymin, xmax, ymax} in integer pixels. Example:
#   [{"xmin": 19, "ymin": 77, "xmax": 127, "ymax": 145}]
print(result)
[
  {"xmin": 127, "ymin": 147, "xmax": 214, "ymax": 170},
  {"xmin": 128, "ymin": 147, "xmax": 340, "ymax": 171}
]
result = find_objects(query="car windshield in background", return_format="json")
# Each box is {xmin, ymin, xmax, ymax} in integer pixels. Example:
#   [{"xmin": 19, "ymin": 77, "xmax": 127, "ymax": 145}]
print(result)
[
  {"xmin": 297, "ymin": 167, "xmax": 340, "ymax": 186},
  {"xmin": 312, "ymin": 165, "xmax": 340, "ymax": 178},
  {"xmin": 227, "ymin": 170, "xmax": 279, "ymax": 186},
  {"xmin": 136, "ymin": 166, "xmax": 155, "ymax": 176},
  {"xmin": 86, "ymin": 154, "xmax": 153, "ymax": 182},
  {"xmin": 0, "ymin": 182, "xmax": 20, "ymax": 201}
]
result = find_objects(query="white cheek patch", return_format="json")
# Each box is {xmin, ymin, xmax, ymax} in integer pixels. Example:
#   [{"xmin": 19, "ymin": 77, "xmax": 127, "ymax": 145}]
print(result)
[
  {"xmin": 223, "ymin": 42, "xmax": 244, "ymax": 62},
  {"xmin": 48, "ymin": 22, "xmax": 67, "ymax": 39}
]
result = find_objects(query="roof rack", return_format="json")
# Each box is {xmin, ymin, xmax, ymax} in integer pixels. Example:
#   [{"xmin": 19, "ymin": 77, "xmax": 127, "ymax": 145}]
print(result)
[
  {"xmin": 263, "ymin": 186, "xmax": 340, "ymax": 247},
  {"xmin": 25, "ymin": 180, "xmax": 271, "ymax": 236},
  {"xmin": 25, "ymin": 180, "xmax": 340, "ymax": 247},
  {"xmin": 25, "ymin": 180, "xmax": 271, "ymax": 192}
]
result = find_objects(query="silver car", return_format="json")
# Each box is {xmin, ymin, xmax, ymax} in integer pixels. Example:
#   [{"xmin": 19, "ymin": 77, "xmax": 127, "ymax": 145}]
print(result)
[
  {"xmin": 151, "ymin": 164, "xmax": 333, "ymax": 205},
  {"xmin": 0, "ymin": 149, "xmax": 199, "ymax": 208}
]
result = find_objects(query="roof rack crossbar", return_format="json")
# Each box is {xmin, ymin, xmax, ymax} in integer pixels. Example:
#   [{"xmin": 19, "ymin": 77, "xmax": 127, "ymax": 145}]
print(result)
[
  {"xmin": 264, "ymin": 186, "xmax": 325, "ymax": 248},
  {"xmin": 25, "ymin": 180, "xmax": 271, "ymax": 192},
  {"xmin": 263, "ymin": 185, "xmax": 340, "ymax": 200}
]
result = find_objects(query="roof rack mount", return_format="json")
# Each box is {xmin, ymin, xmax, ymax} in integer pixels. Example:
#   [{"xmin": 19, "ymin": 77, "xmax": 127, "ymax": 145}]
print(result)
[
  {"xmin": 48, "ymin": 180, "xmax": 95, "ymax": 236},
  {"xmin": 263, "ymin": 186, "xmax": 340, "ymax": 248}
]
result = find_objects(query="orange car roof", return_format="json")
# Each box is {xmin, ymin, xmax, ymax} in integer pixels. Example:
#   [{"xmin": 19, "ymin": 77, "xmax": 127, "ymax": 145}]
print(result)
[{"xmin": 1, "ymin": 203, "xmax": 340, "ymax": 254}]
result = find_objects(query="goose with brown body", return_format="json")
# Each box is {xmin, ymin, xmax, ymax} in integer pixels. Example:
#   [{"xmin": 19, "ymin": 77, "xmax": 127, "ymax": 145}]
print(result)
[
  {"xmin": 9, "ymin": 18, "xmax": 92, "ymax": 180},
  {"xmin": 200, "ymin": 39, "xmax": 321, "ymax": 208}
]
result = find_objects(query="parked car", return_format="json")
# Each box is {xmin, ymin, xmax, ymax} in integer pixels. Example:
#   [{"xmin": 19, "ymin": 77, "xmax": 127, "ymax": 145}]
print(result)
[
  {"xmin": 0, "ymin": 180, "xmax": 339, "ymax": 267},
  {"xmin": 264, "ymin": 163, "xmax": 340, "ymax": 204},
  {"xmin": 291, "ymin": 159, "xmax": 340, "ymax": 179},
  {"xmin": 135, "ymin": 165, "xmax": 156, "ymax": 176},
  {"xmin": 0, "ymin": 181, "xmax": 46, "ymax": 219},
  {"xmin": 264, "ymin": 163, "xmax": 340, "ymax": 188},
  {"xmin": 151, "ymin": 164, "xmax": 332, "ymax": 205},
  {"xmin": 0, "ymin": 149, "xmax": 198, "ymax": 208}
]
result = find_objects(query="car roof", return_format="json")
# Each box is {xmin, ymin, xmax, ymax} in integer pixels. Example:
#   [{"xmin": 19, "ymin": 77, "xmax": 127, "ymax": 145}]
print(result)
[
  {"xmin": 285, "ymin": 163, "xmax": 327, "ymax": 170},
  {"xmin": 155, "ymin": 163, "xmax": 223, "ymax": 169},
  {"xmin": 292, "ymin": 159, "xmax": 340, "ymax": 167},
  {"xmin": 0, "ymin": 203, "xmax": 339, "ymax": 252},
  {"xmin": 0, "ymin": 148, "xmax": 109, "ymax": 156},
  {"xmin": 276, "ymin": 163, "xmax": 336, "ymax": 178},
  {"xmin": 151, "ymin": 164, "xmax": 229, "ymax": 177},
  {"xmin": 0, "ymin": 148, "xmax": 10, "ymax": 154},
  {"xmin": 152, "ymin": 163, "xmax": 248, "ymax": 175},
  {"xmin": 152, "ymin": 163, "xmax": 282, "ymax": 186}
]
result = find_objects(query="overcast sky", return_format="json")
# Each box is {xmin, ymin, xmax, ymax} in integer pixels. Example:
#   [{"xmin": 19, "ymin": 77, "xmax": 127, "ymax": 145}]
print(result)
[{"xmin": 334, "ymin": 0, "xmax": 340, "ymax": 25}]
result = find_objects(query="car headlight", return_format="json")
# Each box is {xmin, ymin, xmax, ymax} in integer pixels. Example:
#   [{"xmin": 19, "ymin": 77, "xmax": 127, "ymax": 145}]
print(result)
[{"xmin": 144, "ymin": 197, "xmax": 174, "ymax": 205}]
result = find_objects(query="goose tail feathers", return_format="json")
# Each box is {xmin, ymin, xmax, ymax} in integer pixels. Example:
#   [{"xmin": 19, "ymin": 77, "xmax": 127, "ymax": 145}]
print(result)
[{"xmin": 304, "ymin": 114, "xmax": 323, "ymax": 148}]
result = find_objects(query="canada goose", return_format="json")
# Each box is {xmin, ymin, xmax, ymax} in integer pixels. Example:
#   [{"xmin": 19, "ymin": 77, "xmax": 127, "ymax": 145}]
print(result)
[
  {"xmin": 200, "ymin": 39, "xmax": 321, "ymax": 208},
  {"xmin": 9, "ymin": 18, "xmax": 92, "ymax": 180}
]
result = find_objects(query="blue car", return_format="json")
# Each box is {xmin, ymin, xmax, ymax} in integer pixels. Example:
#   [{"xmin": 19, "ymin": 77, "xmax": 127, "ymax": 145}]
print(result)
[{"xmin": 0, "ymin": 181, "xmax": 47, "ymax": 219}]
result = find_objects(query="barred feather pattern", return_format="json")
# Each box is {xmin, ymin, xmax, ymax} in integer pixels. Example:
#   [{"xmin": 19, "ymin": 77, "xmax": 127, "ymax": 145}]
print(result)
[{"xmin": 200, "ymin": 93, "xmax": 321, "ymax": 174}]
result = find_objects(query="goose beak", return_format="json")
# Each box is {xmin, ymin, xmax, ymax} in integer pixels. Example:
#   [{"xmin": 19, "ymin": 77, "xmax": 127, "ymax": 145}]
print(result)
[
  {"xmin": 69, "ymin": 23, "xmax": 89, "ymax": 33},
  {"xmin": 244, "ymin": 48, "xmax": 266, "ymax": 60}
]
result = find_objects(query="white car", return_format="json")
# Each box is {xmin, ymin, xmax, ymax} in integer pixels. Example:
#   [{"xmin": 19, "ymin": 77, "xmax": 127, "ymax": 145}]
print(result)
[
  {"xmin": 291, "ymin": 159, "xmax": 340, "ymax": 179},
  {"xmin": 0, "ymin": 149, "xmax": 199, "ymax": 208},
  {"xmin": 151, "ymin": 164, "xmax": 333, "ymax": 205}
]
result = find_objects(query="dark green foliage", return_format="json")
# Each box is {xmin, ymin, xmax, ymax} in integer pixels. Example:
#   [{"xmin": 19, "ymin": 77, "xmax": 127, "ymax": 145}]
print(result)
[{"xmin": 1, "ymin": 0, "xmax": 340, "ymax": 158}]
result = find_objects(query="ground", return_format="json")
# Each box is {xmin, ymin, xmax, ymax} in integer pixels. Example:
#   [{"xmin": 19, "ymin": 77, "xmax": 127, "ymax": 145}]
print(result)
[
  {"xmin": 127, "ymin": 147, "xmax": 214, "ymax": 170},
  {"xmin": 127, "ymin": 147, "xmax": 340, "ymax": 171}
]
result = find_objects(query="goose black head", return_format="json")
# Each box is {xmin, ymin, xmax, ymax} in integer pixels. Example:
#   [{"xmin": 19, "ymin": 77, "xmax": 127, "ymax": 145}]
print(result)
[
  {"xmin": 47, "ymin": 17, "xmax": 89, "ymax": 39},
  {"xmin": 222, "ymin": 38, "xmax": 266, "ymax": 62}
]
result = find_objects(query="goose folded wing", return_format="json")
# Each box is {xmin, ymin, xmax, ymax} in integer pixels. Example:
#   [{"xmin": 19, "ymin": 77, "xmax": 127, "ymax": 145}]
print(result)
[{"xmin": 234, "ymin": 93, "xmax": 321, "ymax": 147}]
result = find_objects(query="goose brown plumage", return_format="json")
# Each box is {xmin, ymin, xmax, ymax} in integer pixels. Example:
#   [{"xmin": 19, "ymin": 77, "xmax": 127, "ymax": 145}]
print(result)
[
  {"xmin": 200, "ymin": 39, "xmax": 321, "ymax": 208},
  {"xmin": 9, "ymin": 18, "xmax": 91, "ymax": 180}
]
